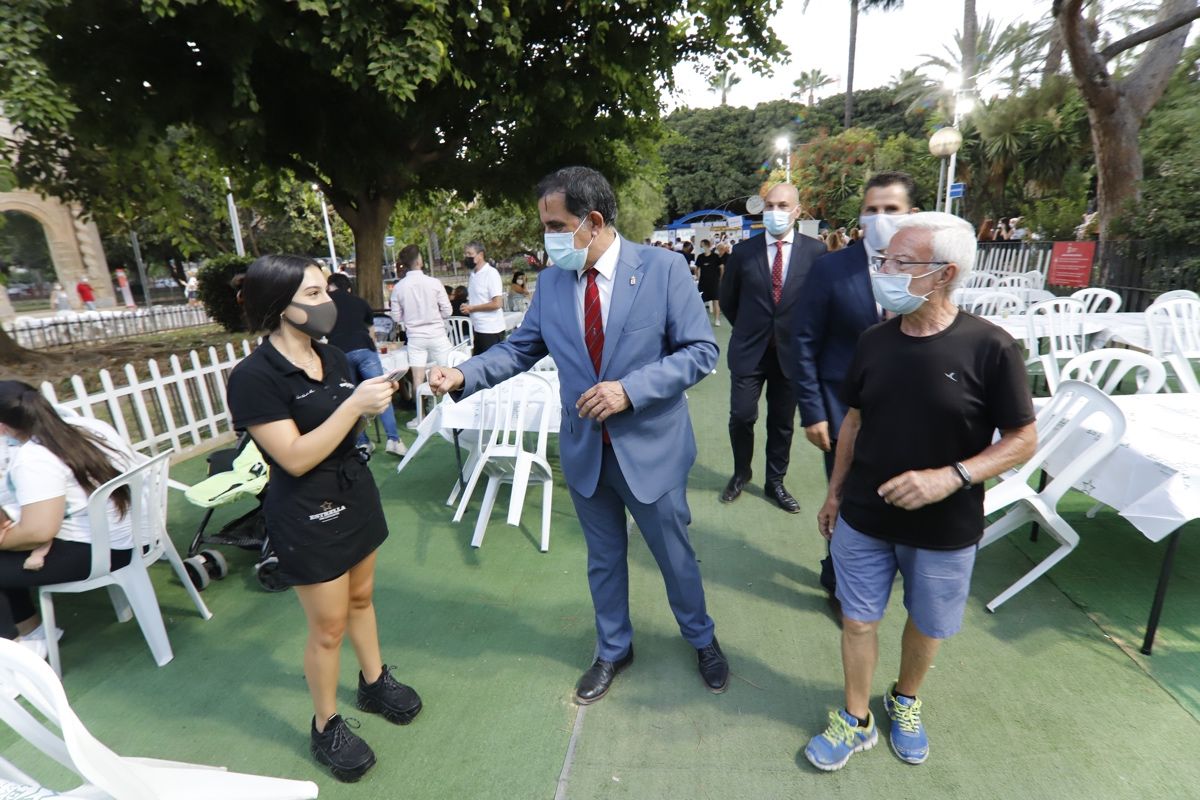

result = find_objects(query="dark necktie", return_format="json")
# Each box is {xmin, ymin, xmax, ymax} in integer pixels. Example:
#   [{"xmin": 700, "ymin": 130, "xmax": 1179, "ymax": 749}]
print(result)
[
  {"xmin": 772, "ymin": 241, "xmax": 785, "ymax": 305},
  {"xmin": 583, "ymin": 269, "xmax": 610, "ymax": 443}
]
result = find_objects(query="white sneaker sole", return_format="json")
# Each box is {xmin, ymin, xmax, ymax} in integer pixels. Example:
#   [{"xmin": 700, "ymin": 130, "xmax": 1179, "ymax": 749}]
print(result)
[{"xmin": 804, "ymin": 728, "xmax": 878, "ymax": 772}]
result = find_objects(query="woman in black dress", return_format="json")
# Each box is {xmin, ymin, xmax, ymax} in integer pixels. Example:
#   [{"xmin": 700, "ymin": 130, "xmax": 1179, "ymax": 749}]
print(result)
[
  {"xmin": 694, "ymin": 239, "xmax": 724, "ymax": 327},
  {"xmin": 226, "ymin": 255, "xmax": 421, "ymax": 783}
]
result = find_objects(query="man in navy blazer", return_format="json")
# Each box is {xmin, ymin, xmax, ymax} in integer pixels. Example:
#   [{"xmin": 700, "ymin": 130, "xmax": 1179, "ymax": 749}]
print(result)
[
  {"xmin": 793, "ymin": 171, "xmax": 919, "ymax": 595},
  {"xmin": 719, "ymin": 183, "xmax": 826, "ymax": 512},
  {"xmin": 429, "ymin": 167, "xmax": 729, "ymax": 703}
]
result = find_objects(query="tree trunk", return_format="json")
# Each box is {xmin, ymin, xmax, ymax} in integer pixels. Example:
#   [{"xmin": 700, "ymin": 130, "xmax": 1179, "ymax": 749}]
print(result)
[
  {"xmin": 332, "ymin": 193, "xmax": 396, "ymax": 309},
  {"xmin": 1090, "ymin": 104, "xmax": 1144, "ymax": 242},
  {"xmin": 0, "ymin": 327, "xmax": 41, "ymax": 366},
  {"xmin": 845, "ymin": 0, "xmax": 858, "ymax": 128},
  {"xmin": 962, "ymin": 0, "xmax": 978, "ymax": 89},
  {"xmin": 1044, "ymin": 27, "xmax": 1064, "ymax": 79}
]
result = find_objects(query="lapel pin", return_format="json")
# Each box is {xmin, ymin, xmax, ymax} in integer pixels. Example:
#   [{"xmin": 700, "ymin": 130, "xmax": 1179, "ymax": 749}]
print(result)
[{"xmin": 630, "ymin": 276, "xmax": 637, "ymax": 285}]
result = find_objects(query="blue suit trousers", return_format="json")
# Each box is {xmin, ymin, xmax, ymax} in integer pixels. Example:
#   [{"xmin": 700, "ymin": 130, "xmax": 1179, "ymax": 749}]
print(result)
[{"xmin": 569, "ymin": 445, "xmax": 716, "ymax": 661}]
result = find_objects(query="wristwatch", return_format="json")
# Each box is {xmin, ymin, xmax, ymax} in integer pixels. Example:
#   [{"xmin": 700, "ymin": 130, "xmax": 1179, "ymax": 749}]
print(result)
[{"xmin": 952, "ymin": 461, "xmax": 972, "ymax": 490}]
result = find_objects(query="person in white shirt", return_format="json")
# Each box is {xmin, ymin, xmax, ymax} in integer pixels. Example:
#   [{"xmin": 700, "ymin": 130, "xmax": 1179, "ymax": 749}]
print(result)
[
  {"xmin": 0, "ymin": 381, "xmax": 136, "ymax": 658},
  {"xmin": 389, "ymin": 244, "xmax": 453, "ymax": 392},
  {"xmin": 461, "ymin": 241, "xmax": 507, "ymax": 354}
]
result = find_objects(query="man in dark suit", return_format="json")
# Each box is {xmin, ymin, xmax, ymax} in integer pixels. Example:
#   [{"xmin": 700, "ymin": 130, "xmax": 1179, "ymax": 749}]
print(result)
[
  {"xmin": 793, "ymin": 170, "xmax": 919, "ymax": 595},
  {"xmin": 719, "ymin": 183, "xmax": 826, "ymax": 512}
]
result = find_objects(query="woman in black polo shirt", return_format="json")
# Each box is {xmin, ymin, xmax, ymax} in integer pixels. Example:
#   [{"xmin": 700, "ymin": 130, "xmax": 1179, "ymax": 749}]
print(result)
[{"xmin": 226, "ymin": 254, "xmax": 422, "ymax": 783}]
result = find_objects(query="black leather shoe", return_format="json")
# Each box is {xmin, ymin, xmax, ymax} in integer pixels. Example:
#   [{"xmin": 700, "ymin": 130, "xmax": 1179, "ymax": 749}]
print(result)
[
  {"xmin": 697, "ymin": 637, "xmax": 730, "ymax": 693},
  {"xmin": 765, "ymin": 482, "xmax": 800, "ymax": 514},
  {"xmin": 575, "ymin": 646, "xmax": 634, "ymax": 705},
  {"xmin": 720, "ymin": 471, "xmax": 752, "ymax": 504}
]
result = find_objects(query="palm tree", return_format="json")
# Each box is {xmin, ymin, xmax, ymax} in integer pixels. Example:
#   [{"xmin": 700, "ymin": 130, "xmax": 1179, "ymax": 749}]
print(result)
[
  {"xmin": 802, "ymin": 0, "xmax": 904, "ymax": 127},
  {"xmin": 792, "ymin": 69, "xmax": 836, "ymax": 105},
  {"xmin": 707, "ymin": 68, "xmax": 741, "ymax": 106}
]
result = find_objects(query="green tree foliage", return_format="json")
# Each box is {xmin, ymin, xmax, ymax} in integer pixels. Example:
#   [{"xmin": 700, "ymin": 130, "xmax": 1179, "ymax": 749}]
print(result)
[
  {"xmin": 1117, "ymin": 45, "xmax": 1200, "ymax": 244},
  {"xmin": 0, "ymin": 0, "xmax": 786, "ymax": 308}
]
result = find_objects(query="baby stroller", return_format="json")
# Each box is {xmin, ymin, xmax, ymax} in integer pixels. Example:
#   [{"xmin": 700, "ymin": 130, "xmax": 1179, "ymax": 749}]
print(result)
[{"xmin": 182, "ymin": 433, "xmax": 287, "ymax": 592}]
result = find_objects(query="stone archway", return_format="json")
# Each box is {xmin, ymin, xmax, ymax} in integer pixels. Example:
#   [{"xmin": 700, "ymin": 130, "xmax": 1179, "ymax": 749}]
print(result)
[{"xmin": 0, "ymin": 190, "xmax": 113, "ymax": 318}]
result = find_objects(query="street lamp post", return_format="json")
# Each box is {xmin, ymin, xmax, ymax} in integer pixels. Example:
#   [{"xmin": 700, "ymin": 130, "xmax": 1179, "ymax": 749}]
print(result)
[
  {"xmin": 223, "ymin": 176, "xmax": 245, "ymax": 257},
  {"xmin": 313, "ymin": 184, "xmax": 339, "ymax": 271},
  {"xmin": 775, "ymin": 135, "xmax": 791, "ymax": 184},
  {"xmin": 929, "ymin": 127, "xmax": 963, "ymax": 214},
  {"xmin": 937, "ymin": 73, "xmax": 976, "ymax": 216}
]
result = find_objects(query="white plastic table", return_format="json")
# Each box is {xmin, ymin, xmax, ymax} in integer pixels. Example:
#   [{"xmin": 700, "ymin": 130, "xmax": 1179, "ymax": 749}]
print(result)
[{"xmin": 985, "ymin": 311, "xmax": 1150, "ymax": 351}]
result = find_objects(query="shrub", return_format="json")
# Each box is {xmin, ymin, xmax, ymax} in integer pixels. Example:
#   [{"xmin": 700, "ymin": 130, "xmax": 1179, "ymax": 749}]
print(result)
[{"xmin": 197, "ymin": 254, "xmax": 253, "ymax": 332}]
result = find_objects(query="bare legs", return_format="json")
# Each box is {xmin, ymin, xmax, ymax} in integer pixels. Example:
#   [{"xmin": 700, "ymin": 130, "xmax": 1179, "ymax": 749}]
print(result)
[
  {"xmin": 294, "ymin": 553, "xmax": 383, "ymax": 732},
  {"xmin": 841, "ymin": 614, "xmax": 941, "ymax": 719}
]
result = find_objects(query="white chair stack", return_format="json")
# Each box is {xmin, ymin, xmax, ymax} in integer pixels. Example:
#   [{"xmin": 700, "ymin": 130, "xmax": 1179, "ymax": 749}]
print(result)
[
  {"xmin": 1024, "ymin": 297, "xmax": 1088, "ymax": 393},
  {"xmin": 447, "ymin": 316, "xmax": 473, "ymax": 349},
  {"xmin": 0, "ymin": 639, "xmax": 318, "ymax": 799},
  {"xmin": 413, "ymin": 347, "xmax": 471, "ymax": 429},
  {"xmin": 38, "ymin": 452, "xmax": 212, "ymax": 676},
  {"xmin": 978, "ymin": 381, "xmax": 1126, "ymax": 611},
  {"xmin": 1060, "ymin": 349, "xmax": 1167, "ymax": 396},
  {"xmin": 961, "ymin": 272, "xmax": 997, "ymax": 290},
  {"xmin": 452, "ymin": 373, "xmax": 555, "ymax": 552}
]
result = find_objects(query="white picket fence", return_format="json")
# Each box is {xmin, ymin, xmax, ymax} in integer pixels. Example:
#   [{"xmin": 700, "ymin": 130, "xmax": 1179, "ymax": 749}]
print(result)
[
  {"xmin": 39, "ymin": 340, "xmax": 254, "ymax": 459},
  {"xmin": 976, "ymin": 243, "xmax": 1051, "ymax": 278}
]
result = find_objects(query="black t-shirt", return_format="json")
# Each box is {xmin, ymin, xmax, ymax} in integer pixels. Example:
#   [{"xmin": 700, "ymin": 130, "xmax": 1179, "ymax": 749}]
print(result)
[
  {"xmin": 326, "ymin": 290, "xmax": 376, "ymax": 353},
  {"xmin": 839, "ymin": 312, "xmax": 1035, "ymax": 550},
  {"xmin": 226, "ymin": 339, "xmax": 362, "ymax": 462},
  {"xmin": 695, "ymin": 252, "xmax": 720, "ymax": 276}
]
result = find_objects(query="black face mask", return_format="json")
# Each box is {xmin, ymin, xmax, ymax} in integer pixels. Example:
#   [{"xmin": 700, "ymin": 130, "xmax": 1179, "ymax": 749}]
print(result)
[
  {"xmin": 283, "ymin": 300, "xmax": 338, "ymax": 338},
  {"xmin": 463, "ymin": 257, "xmax": 475, "ymax": 270}
]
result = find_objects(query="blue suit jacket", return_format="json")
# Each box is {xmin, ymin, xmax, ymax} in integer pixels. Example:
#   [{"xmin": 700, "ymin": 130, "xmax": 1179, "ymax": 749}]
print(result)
[
  {"xmin": 793, "ymin": 242, "xmax": 881, "ymax": 437},
  {"xmin": 456, "ymin": 238, "xmax": 718, "ymax": 504}
]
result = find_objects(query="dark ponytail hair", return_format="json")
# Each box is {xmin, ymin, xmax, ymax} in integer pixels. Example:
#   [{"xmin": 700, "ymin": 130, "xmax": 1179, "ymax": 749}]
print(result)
[
  {"xmin": 241, "ymin": 254, "xmax": 323, "ymax": 332},
  {"xmin": 0, "ymin": 381, "xmax": 131, "ymax": 517}
]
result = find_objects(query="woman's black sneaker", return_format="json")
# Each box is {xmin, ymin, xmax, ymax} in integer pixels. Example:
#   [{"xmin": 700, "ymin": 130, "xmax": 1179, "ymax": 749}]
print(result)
[
  {"xmin": 357, "ymin": 665, "xmax": 423, "ymax": 725},
  {"xmin": 310, "ymin": 714, "xmax": 376, "ymax": 782}
]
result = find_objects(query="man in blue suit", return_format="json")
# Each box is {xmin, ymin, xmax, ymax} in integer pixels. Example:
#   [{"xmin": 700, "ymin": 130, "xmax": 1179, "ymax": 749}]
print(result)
[
  {"xmin": 793, "ymin": 171, "xmax": 919, "ymax": 597},
  {"xmin": 428, "ymin": 167, "xmax": 729, "ymax": 703}
]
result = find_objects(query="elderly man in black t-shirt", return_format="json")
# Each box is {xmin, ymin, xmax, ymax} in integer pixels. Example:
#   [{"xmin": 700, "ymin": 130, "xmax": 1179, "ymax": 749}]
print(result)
[{"xmin": 803, "ymin": 212, "xmax": 1037, "ymax": 773}]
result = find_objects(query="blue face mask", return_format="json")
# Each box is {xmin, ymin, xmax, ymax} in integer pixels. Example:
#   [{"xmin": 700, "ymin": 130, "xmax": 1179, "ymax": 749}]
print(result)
[
  {"xmin": 763, "ymin": 210, "xmax": 794, "ymax": 237},
  {"xmin": 545, "ymin": 217, "xmax": 593, "ymax": 271},
  {"xmin": 870, "ymin": 264, "xmax": 947, "ymax": 315}
]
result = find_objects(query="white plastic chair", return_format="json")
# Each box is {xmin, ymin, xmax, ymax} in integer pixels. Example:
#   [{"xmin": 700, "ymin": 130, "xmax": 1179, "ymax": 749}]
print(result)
[
  {"xmin": 1153, "ymin": 289, "xmax": 1199, "ymax": 303},
  {"xmin": 1071, "ymin": 287, "xmax": 1122, "ymax": 314},
  {"xmin": 1146, "ymin": 298, "xmax": 1200, "ymax": 392},
  {"xmin": 978, "ymin": 381, "xmax": 1126, "ymax": 611},
  {"xmin": 447, "ymin": 316, "xmax": 473, "ymax": 349},
  {"xmin": 414, "ymin": 348, "xmax": 471, "ymax": 428},
  {"xmin": 1060, "ymin": 349, "xmax": 1166, "ymax": 395},
  {"xmin": 997, "ymin": 272, "xmax": 1041, "ymax": 291},
  {"xmin": 0, "ymin": 639, "xmax": 318, "ymax": 800},
  {"xmin": 452, "ymin": 374, "xmax": 555, "ymax": 552},
  {"xmin": 964, "ymin": 291, "xmax": 1025, "ymax": 317},
  {"xmin": 1025, "ymin": 297, "xmax": 1088, "ymax": 393},
  {"xmin": 38, "ymin": 452, "xmax": 212, "ymax": 676},
  {"xmin": 961, "ymin": 272, "xmax": 997, "ymax": 289}
]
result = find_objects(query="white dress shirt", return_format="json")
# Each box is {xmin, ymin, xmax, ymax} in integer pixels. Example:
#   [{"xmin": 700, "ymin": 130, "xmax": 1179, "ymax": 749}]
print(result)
[
  {"xmin": 575, "ymin": 235, "xmax": 621, "ymax": 337},
  {"xmin": 765, "ymin": 230, "xmax": 795, "ymax": 284},
  {"xmin": 390, "ymin": 270, "xmax": 451, "ymax": 338}
]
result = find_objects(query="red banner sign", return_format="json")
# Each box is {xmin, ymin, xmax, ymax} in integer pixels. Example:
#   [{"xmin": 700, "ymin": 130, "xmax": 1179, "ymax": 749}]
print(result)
[{"xmin": 1048, "ymin": 241, "xmax": 1096, "ymax": 288}]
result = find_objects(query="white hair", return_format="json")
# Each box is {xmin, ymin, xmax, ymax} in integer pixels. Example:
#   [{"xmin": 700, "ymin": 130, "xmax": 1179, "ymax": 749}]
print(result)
[{"xmin": 892, "ymin": 212, "xmax": 976, "ymax": 289}]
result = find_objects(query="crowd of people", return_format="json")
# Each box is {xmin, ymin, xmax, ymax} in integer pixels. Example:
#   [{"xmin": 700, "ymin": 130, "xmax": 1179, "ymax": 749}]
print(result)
[{"xmin": 0, "ymin": 164, "xmax": 1039, "ymax": 783}]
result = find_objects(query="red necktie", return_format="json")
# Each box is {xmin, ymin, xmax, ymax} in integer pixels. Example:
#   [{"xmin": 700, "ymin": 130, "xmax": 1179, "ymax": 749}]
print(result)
[
  {"xmin": 584, "ymin": 269, "xmax": 610, "ymax": 443},
  {"xmin": 771, "ymin": 240, "xmax": 785, "ymax": 305}
]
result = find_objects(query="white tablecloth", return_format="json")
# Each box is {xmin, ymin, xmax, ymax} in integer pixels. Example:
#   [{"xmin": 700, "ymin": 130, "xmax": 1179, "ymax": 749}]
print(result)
[
  {"xmin": 395, "ymin": 371, "xmax": 561, "ymax": 473},
  {"xmin": 377, "ymin": 349, "xmax": 410, "ymax": 375},
  {"xmin": 1038, "ymin": 393, "xmax": 1200, "ymax": 541},
  {"xmin": 985, "ymin": 312, "xmax": 1150, "ymax": 351}
]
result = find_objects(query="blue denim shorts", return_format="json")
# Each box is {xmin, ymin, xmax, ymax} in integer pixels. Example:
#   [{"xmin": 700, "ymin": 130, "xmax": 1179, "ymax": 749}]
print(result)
[{"xmin": 831, "ymin": 515, "xmax": 977, "ymax": 639}]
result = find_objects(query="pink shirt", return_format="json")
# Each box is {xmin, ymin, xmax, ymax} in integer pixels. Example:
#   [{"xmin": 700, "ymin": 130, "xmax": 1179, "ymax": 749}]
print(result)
[{"xmin": 390, "ymin": 270, "xmax": 451, "ymax": 338}]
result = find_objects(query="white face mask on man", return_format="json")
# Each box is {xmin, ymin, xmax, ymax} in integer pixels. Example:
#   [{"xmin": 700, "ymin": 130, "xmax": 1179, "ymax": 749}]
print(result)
[{"xmin": 859, "ymin": 213, "xmax": 906, "ymax": 252}]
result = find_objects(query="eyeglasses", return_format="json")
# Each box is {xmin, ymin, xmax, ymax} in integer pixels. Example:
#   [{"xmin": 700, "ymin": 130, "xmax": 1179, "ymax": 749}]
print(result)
[{"xmin": 870, "ymin": 255, "xmax": 950, "ymax": 273}]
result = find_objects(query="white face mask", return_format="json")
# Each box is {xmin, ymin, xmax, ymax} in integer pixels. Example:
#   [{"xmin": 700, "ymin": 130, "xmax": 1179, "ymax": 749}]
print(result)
[
  {"xmin": 763, "ymin": 210, "xmax": 794, "ymax": 237},
  {"xmin": 860, "ymin": 214, "xmax": 906, "ymax": 252}
]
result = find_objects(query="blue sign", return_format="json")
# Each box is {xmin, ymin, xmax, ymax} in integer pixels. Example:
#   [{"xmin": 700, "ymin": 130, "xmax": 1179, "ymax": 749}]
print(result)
[
  {"xmin": 949, "ymin": 182, "xmax": 966, "ymax": 199},
  {"xmin": 384, "ymin": 235, "xmax": 396, "ymax": 247}
]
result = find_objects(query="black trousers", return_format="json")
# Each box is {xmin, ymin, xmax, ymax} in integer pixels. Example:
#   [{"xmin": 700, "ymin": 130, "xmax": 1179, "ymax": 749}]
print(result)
[
  {"xmin": 728, "ymin": 343, "xmax": 795, "ymax": 484},
  {"xmin": 473, "ymin": 330, "xmax": 507, "ymax": 355},
  {"xmin": 0, "ymin": 541, "xmax": 132, "ymax": 639},
  {"xmin": 820, "ymin": 440, "xmax": 838, "ymax": 594}
]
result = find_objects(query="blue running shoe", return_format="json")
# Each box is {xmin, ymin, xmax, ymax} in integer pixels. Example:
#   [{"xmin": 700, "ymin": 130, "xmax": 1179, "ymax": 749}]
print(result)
[
  {"xmin": 883, "ymin": 685, "xmax": 929, "ymax": 764},
  {"xmin": 804, "ymin": 709, "xmax": 877, "ymax": 772}
]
